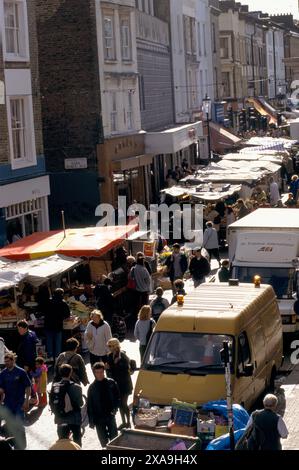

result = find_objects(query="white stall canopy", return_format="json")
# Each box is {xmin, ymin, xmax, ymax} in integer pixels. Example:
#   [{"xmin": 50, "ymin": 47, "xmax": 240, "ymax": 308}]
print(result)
[{"xmin": 0, "ymin": 255, "xmax": 81, "ymax": 288}]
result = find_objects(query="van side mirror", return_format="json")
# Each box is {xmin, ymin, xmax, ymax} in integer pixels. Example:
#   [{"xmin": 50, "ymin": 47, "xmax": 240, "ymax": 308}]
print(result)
[{"xmin": 244, "ymin": 363, "xmax": 254, "ymax": 377}]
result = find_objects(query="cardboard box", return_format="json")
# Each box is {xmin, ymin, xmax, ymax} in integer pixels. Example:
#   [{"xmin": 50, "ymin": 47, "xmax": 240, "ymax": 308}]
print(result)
[{"xmin": 169, "ymin": 424, "xmax": 196, "ymax": 437}]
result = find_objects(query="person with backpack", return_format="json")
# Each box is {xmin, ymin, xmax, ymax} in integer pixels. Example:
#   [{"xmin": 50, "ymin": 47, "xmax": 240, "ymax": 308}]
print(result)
[
  {"xmin": 87, "ymin": 362, "xmax": 120, "ymax": 449},
  {"xmin": 54, "ymin": 338, "xmax": 89, "ymax": 386},
  {"xmin": 106, "ymin": 338, "xmax": 133, "ymax": 430},
  {"xmin": 49, "ymin": 364, "xmax": 83, "ymax": 447},
  {"xmin": 150, "ymin": 287, "xmax": 169, "ymax": 322},
  {"xmin": 245, "ymin": 394, "xmax": 288, "ymax": 450},
  {"xmin": 189, "ymin": 247, "xmax": 211, "ymax": 287},
  {"xmin": 84, "ymin": 310, "xmax": 112, "ymax": 367},
  {"xmin": 134, "ymin": 305, "xmax": 156, "ymax": 362}
]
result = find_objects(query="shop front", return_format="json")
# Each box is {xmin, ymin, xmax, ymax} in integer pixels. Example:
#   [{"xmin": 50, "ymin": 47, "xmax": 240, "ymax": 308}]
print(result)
[
  {"xmin": 0, "ymin": 175, "xmax": 50, "ymax": 247},
  {"xmin": 145, "ymin": 121, "xmax": 203, "ymax": 196},
  {"xmin": 98, "ymin": 134, "xmax": 153, "ymax": 208}
]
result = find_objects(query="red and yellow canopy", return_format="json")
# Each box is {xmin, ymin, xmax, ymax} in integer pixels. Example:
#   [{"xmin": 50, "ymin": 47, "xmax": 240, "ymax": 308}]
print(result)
[{"xmin": 0, "ymin": 225, "xmax": 137, "ymax": 261}]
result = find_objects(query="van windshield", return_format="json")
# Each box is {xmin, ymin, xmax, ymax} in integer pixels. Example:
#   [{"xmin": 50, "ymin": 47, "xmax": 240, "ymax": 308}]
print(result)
[
  {"xmin": 143, "ymin": 332, "xmax": 234, "ymax": 374},
  {"xmin": 235, "ymin": 266, "xmax": 293, "ymax": 298}
]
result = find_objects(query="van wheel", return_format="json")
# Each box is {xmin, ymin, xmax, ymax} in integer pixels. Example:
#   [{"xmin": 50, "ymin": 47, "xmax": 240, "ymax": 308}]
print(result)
[{"xmin": 268, "ymin": 367, "xmax": 277, "ymax": 393}]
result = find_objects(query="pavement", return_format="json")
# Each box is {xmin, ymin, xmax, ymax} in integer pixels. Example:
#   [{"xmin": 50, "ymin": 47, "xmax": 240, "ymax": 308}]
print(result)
[
  {"xmin": 25, "ymin": 261, "xmax": 219, "ymax": 450},
  {"xmin": 280, "ymin": 363, "xmax": 299, "ymax": 450},
  {"xmin": 24, "ymin": 257, "xmax": 299, "ymax": 450}
]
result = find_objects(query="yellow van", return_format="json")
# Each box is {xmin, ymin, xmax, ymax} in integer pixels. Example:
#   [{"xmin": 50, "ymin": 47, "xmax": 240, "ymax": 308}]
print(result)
[{"xmin": 133, "ymin": 283, "xmax": 283, "ymax": 411}]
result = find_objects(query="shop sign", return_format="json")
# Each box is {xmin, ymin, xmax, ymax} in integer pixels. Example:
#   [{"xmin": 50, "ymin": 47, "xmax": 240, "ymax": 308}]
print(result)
[
  {"xmin": 214, "ymin": 102, "xmax": 225, "ymax": 124},
  {"xmin": 143, "ymin": 241, "xmax": 156, "ymax": 258},
  {"xmin": 64, "ymin": 158, "xmax": 88, "ymax": 170}
]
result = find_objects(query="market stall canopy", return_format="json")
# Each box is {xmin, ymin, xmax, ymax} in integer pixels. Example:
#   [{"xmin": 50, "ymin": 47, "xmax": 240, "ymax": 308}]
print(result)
[
  {"xmin": 246, "ymin": 97, "xmax": 277, "ymax": 126},
  {"xmin": 209, "ymin": 122, "xmax": 242, "ymax": 152},
  {"xmin": 0, "ymin": 225, "xmax": 137, "ymax": 261},
  {"xmin": 0, "ymin": 255, "xmax": 81, "ymax": 287},
  {"xmin": 161, "ymin": 182, "xmax": 242, "ymax": 203},
  {"xmin": 242, "ymin": 137, "xmax": 297, "ymax": 151}
]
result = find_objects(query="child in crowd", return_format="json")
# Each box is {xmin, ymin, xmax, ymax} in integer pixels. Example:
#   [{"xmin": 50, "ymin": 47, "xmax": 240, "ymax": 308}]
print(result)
[
  {"xmin": 32, "ymin": 357, "xmax": 48, "ymax": 408},
  {"xmin": 171, "ymin": 279, "xmax": 187, "ymax": 305}
]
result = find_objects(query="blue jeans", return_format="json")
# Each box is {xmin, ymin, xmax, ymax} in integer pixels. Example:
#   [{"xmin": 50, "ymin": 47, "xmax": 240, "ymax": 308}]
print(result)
[
  {"xmin": 0, "ymin": 405, "xmax": 26, "ymax": 450},
  {"xmin": 45, "ymin": 330, "xmax": 62, "ymax": 359}
]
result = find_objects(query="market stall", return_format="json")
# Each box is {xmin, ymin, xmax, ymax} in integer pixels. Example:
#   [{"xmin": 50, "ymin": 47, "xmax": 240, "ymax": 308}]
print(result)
[{"xmin": 0, "ymin": 254, "xmax": 82, "ymax": 352}]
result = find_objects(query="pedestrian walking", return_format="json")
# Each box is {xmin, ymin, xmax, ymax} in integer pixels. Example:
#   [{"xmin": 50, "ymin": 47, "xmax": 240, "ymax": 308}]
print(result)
[
  {"xmin": 150, "ymin": 287, "xmax": 169, "ymax": 322},
  {"xmin": 202, "ymin": 221, "xmax": 221, "ymax": 266},
  {"xmin": 245, "ymin": 394, "xmax": 288, "ymax": 450},
  {"xmin": 49, "ymin": 364, "xmax": 83, "ymax": 447},
  {"xmin": 106, "ymin": 338, "xmax": 133, "ymax": 430},
  {"xmin": 94, "ymin": 276, "xmax": 114, "ymax": 326},
  {"xmin": 189, "ymin": 248, "xmax": 211, "ymax": 287},
  {"xmin": 129, "ymin": 255, "xmax": 152, "ymax": 309},
  {"xmin": 0, "ymin": 352, "xmax": 31, "ymax": 450},
  {"xmin": 134, "ymin": 305, "xmax": 156, "ymax": 362},
  {"xmin": 218, "ymin": 260, "xmax": 230, "ymax": 283},
  {"xmin": 54, "ymin": 337, "xmax": 89, "ymax": 386},
  {"xmin": 170, "ymin": 279, "xmax": 187, "ymax": 305},
  {"xmin": 44, "ymin": 288, "xmax": 71, "ymax": 361},
  {"xmin": 269, "ymin": 177, "xmax": 280, "ymax": 207},
  {"xmin": 16, "ymin": 319, "xmax": 39, "ymax": 371},
  {"xmin": 87, "ymin": 362, "xmax": 120, "ymax": 449},
  {"xmin": 31, "ymin": 357, "xmax": 48, "ymax": 408},
  {"xmin": 84, "ymin": 310, "xmax": 112, "ymax": 367},
  {"xmin": 165, "ymin": 243, "xmax": 188, "ymax": 294}
]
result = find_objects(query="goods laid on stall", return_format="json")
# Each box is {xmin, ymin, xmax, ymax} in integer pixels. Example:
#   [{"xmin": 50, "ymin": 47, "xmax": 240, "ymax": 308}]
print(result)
[
  {"xmin": 0, "ymin": 290, "xmax": 21, "ymax": 326},
  {"xmin": 66, "ymin": 299, "xmax": 91, "ymax": 326},
  {"xmin": 133, "ymin": 399, "xmax": 250, "ymax": 450}
]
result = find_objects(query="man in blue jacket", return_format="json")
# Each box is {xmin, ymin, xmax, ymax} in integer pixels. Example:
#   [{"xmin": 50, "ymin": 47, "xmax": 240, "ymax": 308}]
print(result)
[{"xmin": 16, "ymin": 319, "xmax": 38, "ymax": 371}]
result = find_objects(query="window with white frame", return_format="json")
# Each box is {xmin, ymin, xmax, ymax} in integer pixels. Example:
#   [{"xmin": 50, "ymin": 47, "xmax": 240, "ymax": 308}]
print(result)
[
  {"xmin": 120, "ymin": 17, "xmax": 131, "ymax": 61},
  {"xmin": 7, "ymin": 95, "xmax": 36, "ymax": 168},
  {"xmin": 110, "ymin": 92, "xmax": 117, "ymax": 132},
  {"xmin": 103, "ymin": 14, "xmax": 115, "ymax": 60},
  {"xmin": 10, "ymin": 98, "xmax": 26, "ymax": 160},
  {"xmin": 3, "ymin": 0, "xmax": 29, "ymax": 60},
  {"xmin": 127, "ymin": 91, "xmax": 133, "ymax": 130}
]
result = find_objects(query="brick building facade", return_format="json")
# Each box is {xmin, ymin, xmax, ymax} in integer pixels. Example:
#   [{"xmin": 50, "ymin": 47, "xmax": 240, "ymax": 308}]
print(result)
[
  {"xmin": 35, "ymin": 0, "xmax": 103, "ymax": 229},
  {"xmin": 0, "ymin": 0, "xmax": 50, "ymax": 246}
]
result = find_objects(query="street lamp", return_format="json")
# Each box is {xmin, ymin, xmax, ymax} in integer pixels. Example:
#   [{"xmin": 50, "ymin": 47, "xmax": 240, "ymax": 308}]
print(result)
[{"xmin": 202, "ymin": 94, "xmax": 212, "ymax": 163}]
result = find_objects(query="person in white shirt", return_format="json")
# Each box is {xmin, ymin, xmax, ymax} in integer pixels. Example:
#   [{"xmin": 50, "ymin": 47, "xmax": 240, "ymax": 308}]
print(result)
[
  {"xmin": 202, "ymin": 221, "xmax": 221, "ymax": 266},
  {"xmin": 269, "ymin": 177, "xmax": 280, "ymax": 206},
  {"xmin": 245, "ymin": 394, "xmax": 288, "ymax": 450},
  {"xmin": 84, "ymin": 310, "xmax": 112, "ymax": 366}
]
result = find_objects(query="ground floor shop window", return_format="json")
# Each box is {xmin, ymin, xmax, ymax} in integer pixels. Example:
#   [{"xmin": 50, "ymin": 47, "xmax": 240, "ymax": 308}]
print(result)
[{"xmin": 5, "ymin": 198, "xmax": 43, "ymax": 243}]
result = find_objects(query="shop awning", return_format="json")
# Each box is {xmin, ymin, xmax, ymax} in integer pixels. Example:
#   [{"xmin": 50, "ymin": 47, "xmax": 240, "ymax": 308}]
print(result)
[
  {"xmin": 112, "ymin": 154, "xmax": 153, "ymax": 171},
  {"xmin": 0, "ymin": 255, "xmax": 81, "ymax": 288},
  {"xmin": 209, "ymin": 122, "xmax": 242, "ymax": 152},
  {"xmin": 246, "ymin": 97, "xmax": 278, "ymax": 126},
  {"xmin": 0, "ymin": 225, "xmax": 138, "ymax": 261}
]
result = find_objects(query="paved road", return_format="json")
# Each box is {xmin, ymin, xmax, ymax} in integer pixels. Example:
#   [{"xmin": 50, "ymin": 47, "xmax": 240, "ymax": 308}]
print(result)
[{"xmin": 24, "ymin": 257, "xmax": 298, "ymax": 450}]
